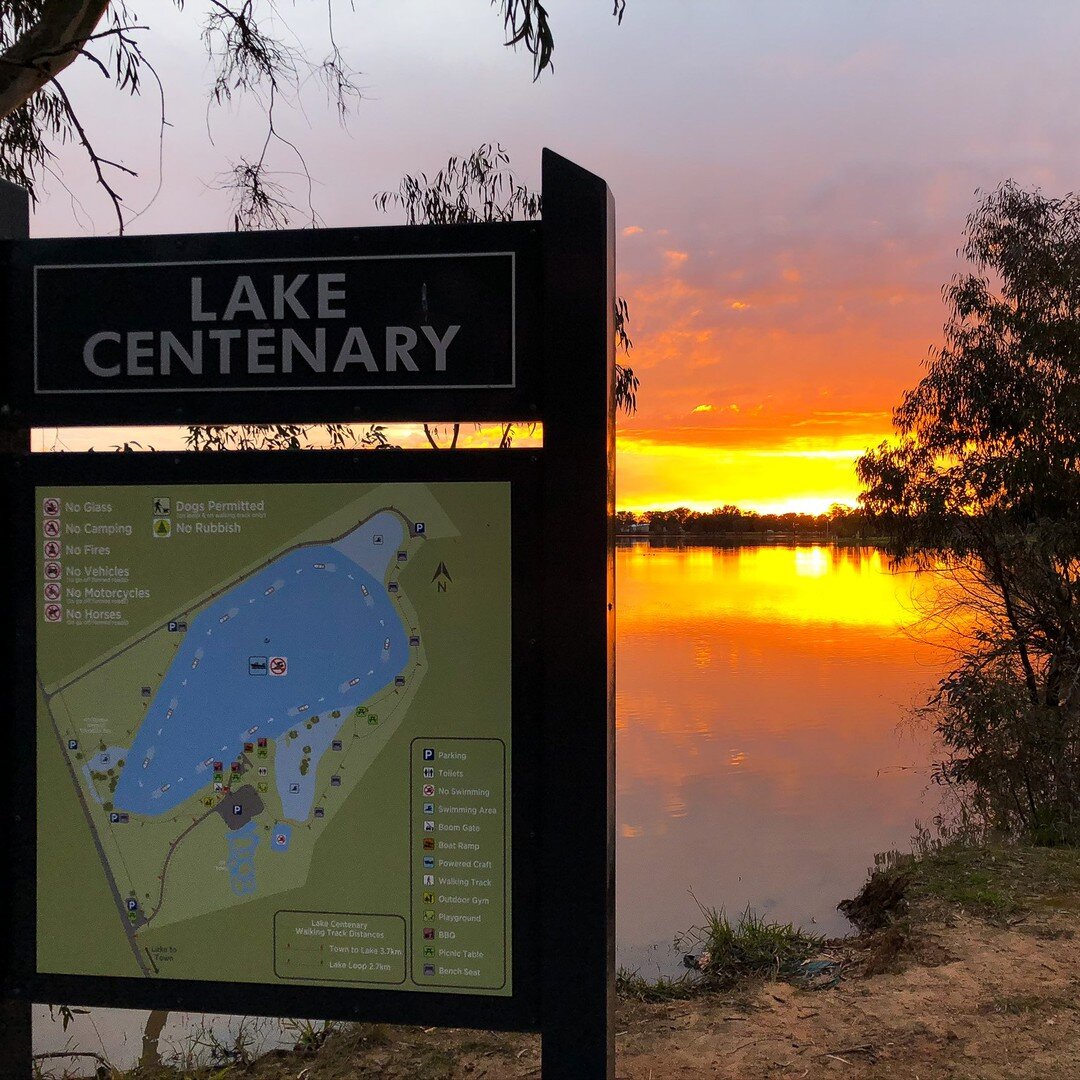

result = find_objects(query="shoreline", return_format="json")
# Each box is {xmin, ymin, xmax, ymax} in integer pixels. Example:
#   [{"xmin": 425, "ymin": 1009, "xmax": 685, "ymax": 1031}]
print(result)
[{"xmin": 48, "ymin": 842, "xmax": 1080, "ymax": 1079}]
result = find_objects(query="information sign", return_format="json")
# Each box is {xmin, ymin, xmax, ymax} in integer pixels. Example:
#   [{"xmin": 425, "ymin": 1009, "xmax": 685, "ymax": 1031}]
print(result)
[
  {"xmin": 34, "ymin": 479, "xmax": 513, "ymax": 995},
  {"xmin": 3, "ymin": 149, "xmax": 615, "ymax": 1077}
]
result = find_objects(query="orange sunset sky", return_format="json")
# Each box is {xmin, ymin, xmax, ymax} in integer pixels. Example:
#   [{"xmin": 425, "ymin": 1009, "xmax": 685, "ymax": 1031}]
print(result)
[{"xmin": 28, "ymin": 3, "xmax": 1080, "ymax": 512}]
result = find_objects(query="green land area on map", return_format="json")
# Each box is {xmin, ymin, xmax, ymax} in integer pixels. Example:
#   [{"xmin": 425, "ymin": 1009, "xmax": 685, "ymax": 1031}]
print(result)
[{"xmin": 36, "ymin": 481, "xmax": 512, "ymax": 995}]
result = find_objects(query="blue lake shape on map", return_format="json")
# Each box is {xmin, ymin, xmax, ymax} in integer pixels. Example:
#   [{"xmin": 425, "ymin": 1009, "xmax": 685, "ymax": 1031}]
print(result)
[
  {"xmin": 82, "ymin": 746, "xmax": 128, "ymax": 804},
  {"xmin": 270, "ymin": 823, "xmax": 293, "ymax": 852},
  {"xmin": 226, "ymin": 820, "xmax": 259, "ymax": 895},
  {"xmin": 114, "ymin": 511, "xmax": 409, "ymax": 819}
]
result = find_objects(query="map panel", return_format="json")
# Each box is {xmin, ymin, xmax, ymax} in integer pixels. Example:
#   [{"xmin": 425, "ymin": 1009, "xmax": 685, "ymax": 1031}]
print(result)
[{"xmin": 35, "ymin": 482, "xmax": 511, "ymax": 995}]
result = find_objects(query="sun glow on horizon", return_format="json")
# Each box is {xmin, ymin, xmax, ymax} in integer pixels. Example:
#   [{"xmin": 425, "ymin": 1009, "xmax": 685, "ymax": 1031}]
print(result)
[
  {"xmin": 36, "ymin": 422, "xmax": 888, "ymax": 518},
  {"xmin": 613, "ymin": 431, "xmax": 887, "ymax": 516}
]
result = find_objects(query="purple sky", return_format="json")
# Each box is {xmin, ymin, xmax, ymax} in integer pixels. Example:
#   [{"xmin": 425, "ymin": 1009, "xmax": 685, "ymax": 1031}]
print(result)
[{"xmin": 31, "ymin": 2, "xmax": 1080, "ymax": 509}]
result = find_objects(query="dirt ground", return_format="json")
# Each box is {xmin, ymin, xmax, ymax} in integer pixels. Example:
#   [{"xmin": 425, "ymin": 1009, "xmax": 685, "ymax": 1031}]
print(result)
[
  {"xmin": 210, "ymin": 902, "xmax": 1080, "ymax": 1080},
  {"xmin": 52, "ymin": 847, "xmax": 1080, "ymax": 1080},
  {"xmin": 611, "ymin": 909, "xmax": 1080, "ymax": 1079}
]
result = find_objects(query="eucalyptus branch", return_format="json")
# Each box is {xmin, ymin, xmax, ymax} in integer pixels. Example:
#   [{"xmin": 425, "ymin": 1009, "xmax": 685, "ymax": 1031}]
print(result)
[
  {"xmin": 6, "ymin": 22, "xmax": 149, "ymax": 68},
  {"xmin": 51, "ymin": 76, "xmax": 134, "ymax": 232},
  {"xmin": 2, "ymin": 2, "xmax": 625, "ymax": 226},
  {"xmin": 0, "ymin": 0, "xmax": 111, "ymax": 122}
]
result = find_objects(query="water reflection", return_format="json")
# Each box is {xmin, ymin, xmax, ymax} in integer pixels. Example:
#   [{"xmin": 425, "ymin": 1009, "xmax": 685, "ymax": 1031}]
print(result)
[{"xmin": 616, "ymin": 542, "xmax": 945, "ymax": 977}]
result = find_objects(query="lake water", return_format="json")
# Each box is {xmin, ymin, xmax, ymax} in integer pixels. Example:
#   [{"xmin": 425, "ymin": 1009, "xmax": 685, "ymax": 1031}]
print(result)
[
  {"xmin": 615, "ymin": 541, "xmax": 946, "ymax": 977},
  {"xmin": 34, "ymin": 542, "xmax": 947, "ymax": 1069}
]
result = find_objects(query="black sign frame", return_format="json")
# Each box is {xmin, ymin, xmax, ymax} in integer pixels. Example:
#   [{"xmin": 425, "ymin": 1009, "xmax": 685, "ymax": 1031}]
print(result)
[
  {"xmin": 3, "ymin": 221, "xmax": 542, "ymax": 427},
  {"xmin": 1, "ymin": 149, "xmax": 616, "ymax": 1078},
  {"xmin": 8, "ymin": 448, "xmax": 544, "ymax": 1033}
]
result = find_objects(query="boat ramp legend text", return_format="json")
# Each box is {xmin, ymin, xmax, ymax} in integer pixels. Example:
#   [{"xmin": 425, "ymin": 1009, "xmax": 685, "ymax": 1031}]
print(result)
[{"xmin": 33, "ymin": 253, "xmax": 515, "ymax": 393}]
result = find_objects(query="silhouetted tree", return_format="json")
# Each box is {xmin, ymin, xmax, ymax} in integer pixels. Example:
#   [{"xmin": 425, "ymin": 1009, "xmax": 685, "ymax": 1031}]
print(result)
[
  {"xmin": 374, "ymin": 143, "xmax": 639, "ymax": 447},
  {"xmin": 0, "ymin": 1, "xmax": 627, "ymax": 229},
  {"xmin": 622, "ymin": 504, "xmax": 872, "ymax": 539},
  {"xmin": 187, "ymin": 145, "xmax": 638, "ymax": 452},
  {"xmin": 858, "ymin": 182, "xmax": 1080, "ymax": 842}
]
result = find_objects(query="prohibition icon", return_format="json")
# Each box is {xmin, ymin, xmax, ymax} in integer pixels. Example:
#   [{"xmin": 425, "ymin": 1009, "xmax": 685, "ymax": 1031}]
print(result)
[
  {"xmin": 44, "ymin": 603, "xmax": 63, "ymax": 622},
  {"xmin": 44, "ymin": 540, "xmax": 61, "ymax": 559},
  {"xmin": 43, "ymin": 519, "xmax": 61, "ymax": 538},
  {"xmin": 42, "ymin": 497, "xmax": 60, "ymax": 517},
  {"xmin": 44, "ymin": 583, "xmax": 61, "ymax": 601},
  {"xmin": 44, "ymin": 562, "xmax": 62, "ymax": 580},
  {"xmin": 269, "ymin": 656, "xmax": 288, "ymax": 676}
]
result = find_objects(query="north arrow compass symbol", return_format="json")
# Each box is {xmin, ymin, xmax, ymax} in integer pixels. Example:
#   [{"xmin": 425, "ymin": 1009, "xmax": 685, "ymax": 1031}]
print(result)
[{"xmin": 431, "ymin": 562, "xmax": 452, "ymax": 592}]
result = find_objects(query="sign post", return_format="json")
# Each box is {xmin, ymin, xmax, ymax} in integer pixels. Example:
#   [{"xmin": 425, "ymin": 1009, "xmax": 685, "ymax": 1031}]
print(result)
[
  {"xmin": 540, "ymin": 152, "xmax": 616, "ymax": 1077},
  {"xmin": 2, "ymin": 150, "xmax": 614, "ymax": 1079},
  {"xmin": 0, "ymin": 176, "xmax": 32, "ymax": 1080}
]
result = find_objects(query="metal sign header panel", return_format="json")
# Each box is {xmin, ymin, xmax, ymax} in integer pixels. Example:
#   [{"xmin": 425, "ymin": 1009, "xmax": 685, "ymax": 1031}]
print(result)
[
  {"xmin": 4, "ymin": 220, "xmax": 541, "ymax": 426},
  {"xmin": 34, "ymin": 252, "xmax": 515, "ymax": 395},
  {"xmin": 9, "ymin": 449, "xmax": 544, "ymax": 1032}
]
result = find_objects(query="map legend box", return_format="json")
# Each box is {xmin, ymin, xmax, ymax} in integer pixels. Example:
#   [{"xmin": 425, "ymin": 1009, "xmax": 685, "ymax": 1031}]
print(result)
[{"xmin": 411, "ymin": 738, "xmax": 508, "ymax": 991}]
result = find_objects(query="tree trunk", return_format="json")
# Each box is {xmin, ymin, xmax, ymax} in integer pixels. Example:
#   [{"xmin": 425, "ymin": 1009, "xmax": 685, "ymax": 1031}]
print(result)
[
  {"xmin": 987, "ymin": 544, "xmax": 1041, "ymax": 708},
  {"xmin": 0, "ymin": 0, "xmax": 111, "ymax": 121},
  {"xmin": 139, "ymin": 1009, "xmax": 169, "ymax": 1070}
]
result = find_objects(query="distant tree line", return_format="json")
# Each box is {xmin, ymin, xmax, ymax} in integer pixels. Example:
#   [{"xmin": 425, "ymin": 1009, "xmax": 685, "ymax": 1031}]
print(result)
[{"xmin": 615, "ymin": 503, "xmax": 872, "ymax": 540}]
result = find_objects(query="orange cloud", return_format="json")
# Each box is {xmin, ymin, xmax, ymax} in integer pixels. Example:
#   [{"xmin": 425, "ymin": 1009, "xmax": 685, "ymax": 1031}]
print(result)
[{"xmin": 608, "ymin": 209, "xmax": 954, "ymax": 514}]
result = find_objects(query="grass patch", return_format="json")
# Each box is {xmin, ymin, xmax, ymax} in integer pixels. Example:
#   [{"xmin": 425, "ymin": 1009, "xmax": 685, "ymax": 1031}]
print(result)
[
  {"xmin": 615, "ymin": 967, "xmax": 697, "ymax": 1002},
  {"xmin": 913, "ymin": 843, "xmax": 1080, "ymax": 922},
  {"xmin": 910, "ymin": 851, "xmax": 1016, "ymax": 922},
  {"xmin": 675, "ymin": 903, "xmax": 826, "ymax": 990},
  {"xmin": 844, "ymin": 841, "xmax": 1080, "ymax": 932},
  {"xmin": 983, "ymin": 993, "xmax": 1053, "ymax": 1015},
  {"xmin": 615, "ymin": 902, "xmax": 830, "ymax": 1001}
]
